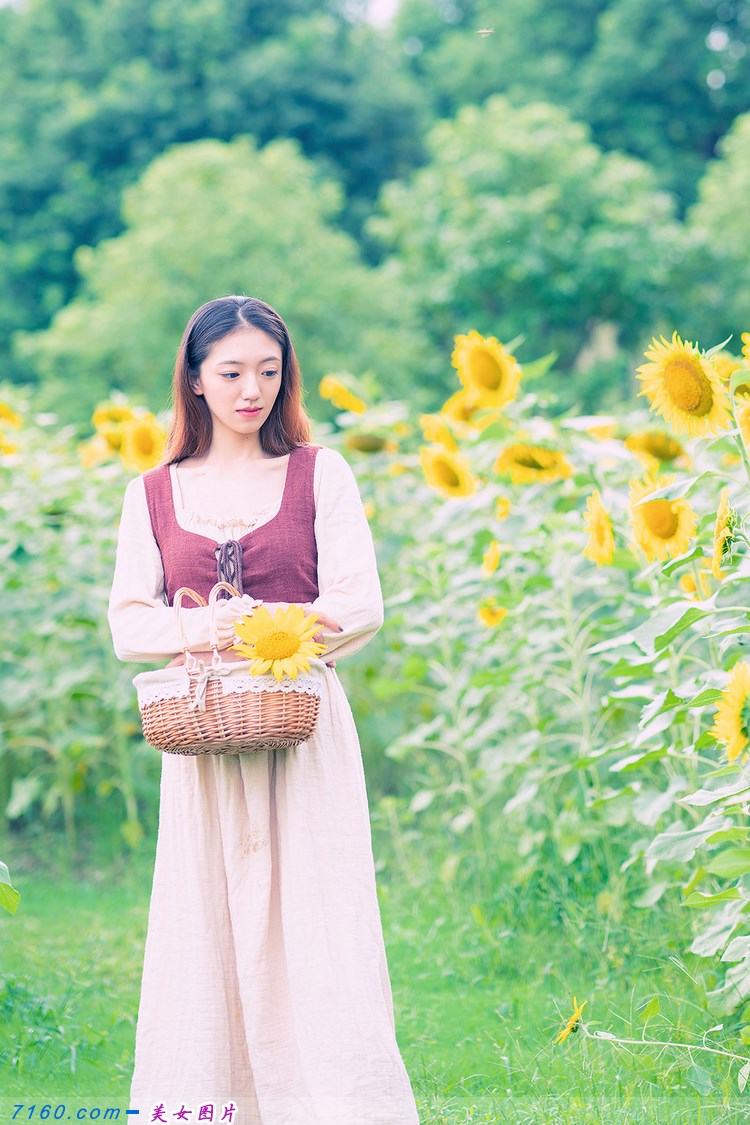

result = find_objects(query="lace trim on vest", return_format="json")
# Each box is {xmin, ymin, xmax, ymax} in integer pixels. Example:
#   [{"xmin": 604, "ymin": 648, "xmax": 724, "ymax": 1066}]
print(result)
[{"xmin": 134, "ymin": 669, "xmax": 324, "ymax": 707}]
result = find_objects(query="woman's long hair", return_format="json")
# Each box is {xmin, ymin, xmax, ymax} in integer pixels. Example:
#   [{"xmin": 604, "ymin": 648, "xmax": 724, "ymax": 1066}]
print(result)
[{"xmin": 163, "ymin": 295, "xmax": 312, "ymax": 463}]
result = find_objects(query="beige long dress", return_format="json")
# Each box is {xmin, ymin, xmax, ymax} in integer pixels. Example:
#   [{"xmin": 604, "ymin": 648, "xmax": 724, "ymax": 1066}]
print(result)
[{"xmin": 108, "ymin": 447, "xmax": 420, "ymax": 1125}]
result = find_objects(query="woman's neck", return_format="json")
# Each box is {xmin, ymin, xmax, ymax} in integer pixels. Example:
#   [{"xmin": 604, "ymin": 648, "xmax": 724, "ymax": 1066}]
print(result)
[{"xmin": 194, "ymin": 427, "xmax": 273, "ymax": 467}]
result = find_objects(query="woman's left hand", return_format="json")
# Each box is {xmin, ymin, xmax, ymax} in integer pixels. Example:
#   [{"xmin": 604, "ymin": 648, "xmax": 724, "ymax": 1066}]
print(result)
[{"xmin": 302, "ymin": 605, "xmax": 340, "ymax": 669}]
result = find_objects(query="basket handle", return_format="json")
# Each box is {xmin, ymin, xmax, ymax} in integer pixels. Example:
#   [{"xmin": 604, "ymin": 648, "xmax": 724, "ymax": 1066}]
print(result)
[
  {"xmin": 173, "ymin": 586, "xmax": 207, "ymax": 671},
  {"xmin": 172, "ymin": 582, "xmax": 242, "ymax": 674},
  {"xmin": 206, "ymin": 581, "xmax": 242, "ymax": 670}
]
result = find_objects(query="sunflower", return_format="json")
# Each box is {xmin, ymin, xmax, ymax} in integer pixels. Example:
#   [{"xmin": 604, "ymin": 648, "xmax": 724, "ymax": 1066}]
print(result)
[
  {"xmin": 636, "ymin": 331, "xmax": 732, "ymax": 437},
  {"xmin": 628, "ymin": 473, "xmax": 698, "ymax": 562},
  {"xmin": 712, "ymin": 488, "xmax": 738, "ymax": 580},
  {"xmin": 440, "ymin": 387, "xmax": 480, "ymax": 426},
  {"xmin": 495, "ymin": 496, "xmax": 511, "ymax": 520},
  {"xmin": 92, "ymin": 401, "xmax": 137, "ymax": 452},
  {"xmin": 451, "ymin": 330, "xmax": 522, "ymax": 409},
  {"xmin": 78, "ymin": 433, "xmax": 113, "ymax": 468},
  {"xmin": 624, "ymin": 430, "xmax": 686, "ymax": 469},
  {"xmin": 344, "ymin": 432, "xmax": 387, "ymax": 453},
  {"xmin": 419, "ymin": 445, "xmax": 477, "ymax": 497},
  {"xmin": 387, "ymin": 461, "xmax": 408, "ymax": 477},
  {"xmin": 119, "ymin": 413, "xmax": 166, "ymax": 472},
  {"xmin": 0, "ymin": 402, "xmax": 22, "ymax": 429},
  {"xmin": 554, "ymin": 996, "xmax": 588, "ymax": 1045},
  {"xmin": 712, "ymin": 351, "xmax": 743, "ymax": 382},
  {"xmin": 583, "ymin": 489, "xmax": 615, "ymax": 566},
  {"xmin": 319, "ymin": 374, "xmax": 367, "ymax": 415},
  {"xmin": 709, "ymin": 661, "xmax": 750, "ymax": 766},
  {"xmin": 0, "ymin": 432, "xmax": 19, "ymax": 456},
  {"xmin": 584, "ymin": 421, "xmax": 618, "ymax": 440},
  {"xmin": 478, "ymin": 599, "xmax": 507, "ymax": 627},
  {"xmin": 679, "ymin": 573, "xmax": 698, "ymax": 597},
  {"xmin": 419, "ymin": 413, "xmax": 458, "ymax": 451},
  {"xmin": 231, "ymin": 603, "xmax": 328, "ymax": 682},
  {"xmin": 736, "ymin": 398, "xmax": 750, "ymax": 456},
  {"xmin": 481, "ymin": 540, "xmax": 502, "ymax": 576},
  {"xmin": 742, "ymin": 333, "xmax": 750, "ymax": 365},
  {"xmin": 494, "ymin": 443, "xmax": 573, "ymax": 485}
]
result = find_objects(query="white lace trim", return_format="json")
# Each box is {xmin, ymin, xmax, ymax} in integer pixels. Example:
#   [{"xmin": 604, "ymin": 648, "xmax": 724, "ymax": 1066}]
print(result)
[
  {"xmin": 134, "ymin": 667, "xmax": 324, "ymax": 707},
  {"xmin": 186, "ymin": 501, "xmax": 280, "ymax": 531},
  {"xmin": 169, "ymin": 463, "xmax": 284, "ymax": 533}
]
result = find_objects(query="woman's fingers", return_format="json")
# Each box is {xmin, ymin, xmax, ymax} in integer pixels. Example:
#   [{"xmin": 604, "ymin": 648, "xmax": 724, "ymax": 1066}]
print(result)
[{"xmin": 310, "ymin": 611, "xmax": 342, "ymax": 633}]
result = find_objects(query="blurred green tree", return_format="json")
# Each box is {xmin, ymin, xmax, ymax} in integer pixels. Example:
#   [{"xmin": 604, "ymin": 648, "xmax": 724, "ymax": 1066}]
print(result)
[
  {"xmin": 391, "ymin": 0, "xmax": 750, "ymax": 208},
  {"xmin": 369, "ymin": 96, "xmax": 682, "ymax": 387},
  {"xmin": 681, "ymin": 111, "xmax": 750, "ymax": 350},
  {"xmin": 17, "ymin": 136, "xmax": 434, "ymax": 421},
  {"xmin": 0, "ymin": 0, "xmax": 428, "ymax": 380}
]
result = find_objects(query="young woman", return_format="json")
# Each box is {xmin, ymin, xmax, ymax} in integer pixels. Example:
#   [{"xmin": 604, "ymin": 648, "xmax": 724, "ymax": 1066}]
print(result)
[{"xmin": 108, "ymin": 295, "xmax": 420, "ymax": 1125}]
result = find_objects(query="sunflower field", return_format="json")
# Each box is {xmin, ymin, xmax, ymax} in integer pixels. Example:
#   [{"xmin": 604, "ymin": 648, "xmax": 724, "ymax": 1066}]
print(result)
[{"xmin": 5, "ymin": 326, "xmax": 750, "ymax": 1112}]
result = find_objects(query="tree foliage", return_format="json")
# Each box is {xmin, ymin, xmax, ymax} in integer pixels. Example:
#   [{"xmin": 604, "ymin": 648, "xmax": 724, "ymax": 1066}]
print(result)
[
  {"xmin": 682, "ymin": 111, "xmax": 750, "ymax": 348},
  {"xmin": 0, "ymin": 0, "xmax": 428, "ymax": 378},
  {"xmin": 18, "ymin": 136, "xmax": 434, "ymax": 420},
  {"xmin": 392, "ymin": 0, "xmax": 750, "ymax": 207},
  {"xmin": 369, "ymin": 96, "xmax": 682, "ymax": 375}
]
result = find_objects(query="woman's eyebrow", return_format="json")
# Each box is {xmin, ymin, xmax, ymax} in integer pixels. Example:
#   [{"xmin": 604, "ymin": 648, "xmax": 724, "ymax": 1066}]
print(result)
[{"xmin": 213, "ymin": 355, "xmax": 282, "ymax": 366}]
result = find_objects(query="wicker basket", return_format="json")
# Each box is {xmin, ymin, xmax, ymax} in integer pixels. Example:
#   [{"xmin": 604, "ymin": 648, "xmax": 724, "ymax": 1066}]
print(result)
[{"xmin": 133, "ymin": 581, "xmax": 326, "ymax": 756}]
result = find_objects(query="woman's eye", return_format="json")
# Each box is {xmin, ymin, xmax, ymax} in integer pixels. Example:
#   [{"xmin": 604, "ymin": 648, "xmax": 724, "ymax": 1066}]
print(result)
[
  {"xmin": 221, "ymin": 371, "xmax": 240, "ymax": 379},
  {"xmin": 262, "ymin": 369, "xmax": 279, "ymax": 378}
]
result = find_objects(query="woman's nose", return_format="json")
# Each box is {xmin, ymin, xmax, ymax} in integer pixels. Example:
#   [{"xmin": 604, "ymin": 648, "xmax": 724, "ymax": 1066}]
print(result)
[{"xmin": 240, "ymin": 375, "xmax": 261, "ymax": 401}]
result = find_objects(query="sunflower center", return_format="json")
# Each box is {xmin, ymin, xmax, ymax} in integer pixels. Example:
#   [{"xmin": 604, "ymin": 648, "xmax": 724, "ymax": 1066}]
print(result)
[
  {"xmin": 741, "ymin": 699, "xmax": 750, "ymax": 740},
  {"xmin": 470, "ymin": 350, "xmax": 504, "ymax": 392},
  {"xmin": 518, "ymin": 451, "xmax": 550, "ymax": 471},
  {"xmin": 645, "ymin": 499, "xmax": 679, "ymax": 540},
  {"xmin": 135, "ymin": 426, "xmax": 155, "ymax": 455},
  {"xmin": 663, "ymin": 358, "xmax": 714, "ymax": 417},
  {"xmin": 643, "ymin": 434, "xmax": 680, "ymax": 460},
  {"xmin": 436, "ymin": 460, "xmax": 461, "ymax": 488},
  {"xmin": 254, "ymin": 630, "xmax": 301, "ymax": 661}
]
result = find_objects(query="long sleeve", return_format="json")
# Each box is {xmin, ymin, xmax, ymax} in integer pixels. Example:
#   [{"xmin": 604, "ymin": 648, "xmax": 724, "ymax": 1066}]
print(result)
[
  {"xmin": 107, "ymin": 476, "xmax": 257, "ymax": 663},
  {"xmin": 304, "ymin": 447, "xmax": 384, "ymax": 662}
]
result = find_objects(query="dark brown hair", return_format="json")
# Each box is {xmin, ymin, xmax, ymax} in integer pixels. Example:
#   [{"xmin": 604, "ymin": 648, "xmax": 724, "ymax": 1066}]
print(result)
[{"xmin": 163, "ymin": 295, "xmax": 312, "ymax": 463}]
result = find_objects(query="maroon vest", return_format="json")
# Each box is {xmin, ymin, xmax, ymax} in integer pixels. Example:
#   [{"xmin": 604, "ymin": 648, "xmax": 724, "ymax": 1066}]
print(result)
[{"xmin": 142, "ymin": 444, "xmax": 321, "ymax": 605}]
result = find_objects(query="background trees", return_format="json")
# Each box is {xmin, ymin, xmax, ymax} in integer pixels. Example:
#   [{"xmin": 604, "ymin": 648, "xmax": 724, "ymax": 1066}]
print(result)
[
  {"xmin": 1, "ymin": 0, "xmax": 749, "ymax": 414},
  {"xmin": 19, "ymin": 135, "xmax": 434, "ymax": 419},
  {"xmin": 368, "ymin": 97, "xmax": 682, "ymax": 404}
]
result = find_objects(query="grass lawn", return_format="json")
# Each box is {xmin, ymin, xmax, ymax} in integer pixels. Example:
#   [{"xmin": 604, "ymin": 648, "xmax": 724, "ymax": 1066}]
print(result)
[{"xmin": 1, "ymin": 801, "xmax": 749, "ymax": 1124}]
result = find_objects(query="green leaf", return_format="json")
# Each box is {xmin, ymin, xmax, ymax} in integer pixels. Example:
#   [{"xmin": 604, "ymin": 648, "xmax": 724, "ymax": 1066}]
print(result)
[
  {"xmin": 610, "ymin": 747, "xmax": 667, "ymax": 773},
  {"xmin": 705, "ymin": 335, "xmax": 734, "ymax": 359},
  {"xmin": 639, "ymin": 995, "xmax": 660, "ymax": 1021},
  {"xmin": 0, "ymin": 861, "xmax": 20, "ymax": 916},
  {"xmin": 722, "ymin": 936, "xmax": 750, "ymax": 963},
  {"xmin": 681, "ymin": 776, "xmax": 750, "ymax": 808},
  {"xmin": 705, "ymin": 850, "xmax": 750, "ymax": 879},
  {"xmin": 519, "ymin": 351, "xmax": 558, "ymax": 380},
  {"xmin": 738, "ymin": 1059, "xmax": 750, "ymax": 1092},
  {"xmin": 646, "ymin": 815, "xmax": 732, "ymax": 866},
  {"xmin": 630, "ymin": 472, "xmax": 710, "ymax": 505},
  {"xmin": 633, "ymin": 881, "xmax": 670, "ymax": 908},
  {"xmin": 632, "ymin": 600, "xmax": 716, "ymax": 657},
  {"xmin": 683, "ymin": 887, "xmax": 741, "ymax": 908},
  {"xmin": 685, "ymin": 1062, "xmax": 713, "ymax": 1095}
]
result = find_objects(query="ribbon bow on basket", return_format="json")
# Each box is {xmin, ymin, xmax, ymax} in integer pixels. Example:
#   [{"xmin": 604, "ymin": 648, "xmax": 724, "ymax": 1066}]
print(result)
[{"xmin": 132, "ymin": 581, "xmax": 329, "ymax": 756}]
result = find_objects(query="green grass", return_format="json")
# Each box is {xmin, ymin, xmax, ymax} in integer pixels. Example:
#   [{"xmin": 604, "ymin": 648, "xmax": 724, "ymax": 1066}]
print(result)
[{"xmin": 2, "ymin": 805, "xmax": 750, "ymax": 1123}]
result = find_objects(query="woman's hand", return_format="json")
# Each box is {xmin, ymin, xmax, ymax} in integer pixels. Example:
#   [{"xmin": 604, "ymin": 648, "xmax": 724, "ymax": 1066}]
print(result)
[{"xmin": 301, "ymin": 604, "xmax": 341, "ymax": 669}]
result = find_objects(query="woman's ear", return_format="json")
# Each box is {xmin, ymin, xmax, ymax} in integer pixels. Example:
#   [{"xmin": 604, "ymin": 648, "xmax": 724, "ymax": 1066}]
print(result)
[{"xmin": 192, "ymin": 377, "xmax": 204, "ymax": 397}]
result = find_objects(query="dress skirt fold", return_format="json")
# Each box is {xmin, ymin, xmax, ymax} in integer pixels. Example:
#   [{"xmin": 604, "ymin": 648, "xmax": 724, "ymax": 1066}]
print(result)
[{"xmin": 129, "ymin": 668, "xmax": 420, "ymax": 1125}]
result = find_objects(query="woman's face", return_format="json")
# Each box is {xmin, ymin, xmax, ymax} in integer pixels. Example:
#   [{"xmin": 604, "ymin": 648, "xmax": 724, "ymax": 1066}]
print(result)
[{"xmin": 193, "ymin": 326, "xmax": 283, "ymax": 441}]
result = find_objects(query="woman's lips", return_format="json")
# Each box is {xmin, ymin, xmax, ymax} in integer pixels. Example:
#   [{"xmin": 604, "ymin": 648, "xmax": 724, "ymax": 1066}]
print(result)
[{"xmin": 237, "ymin": 408, "xmax": 262, "ymax": 416}]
